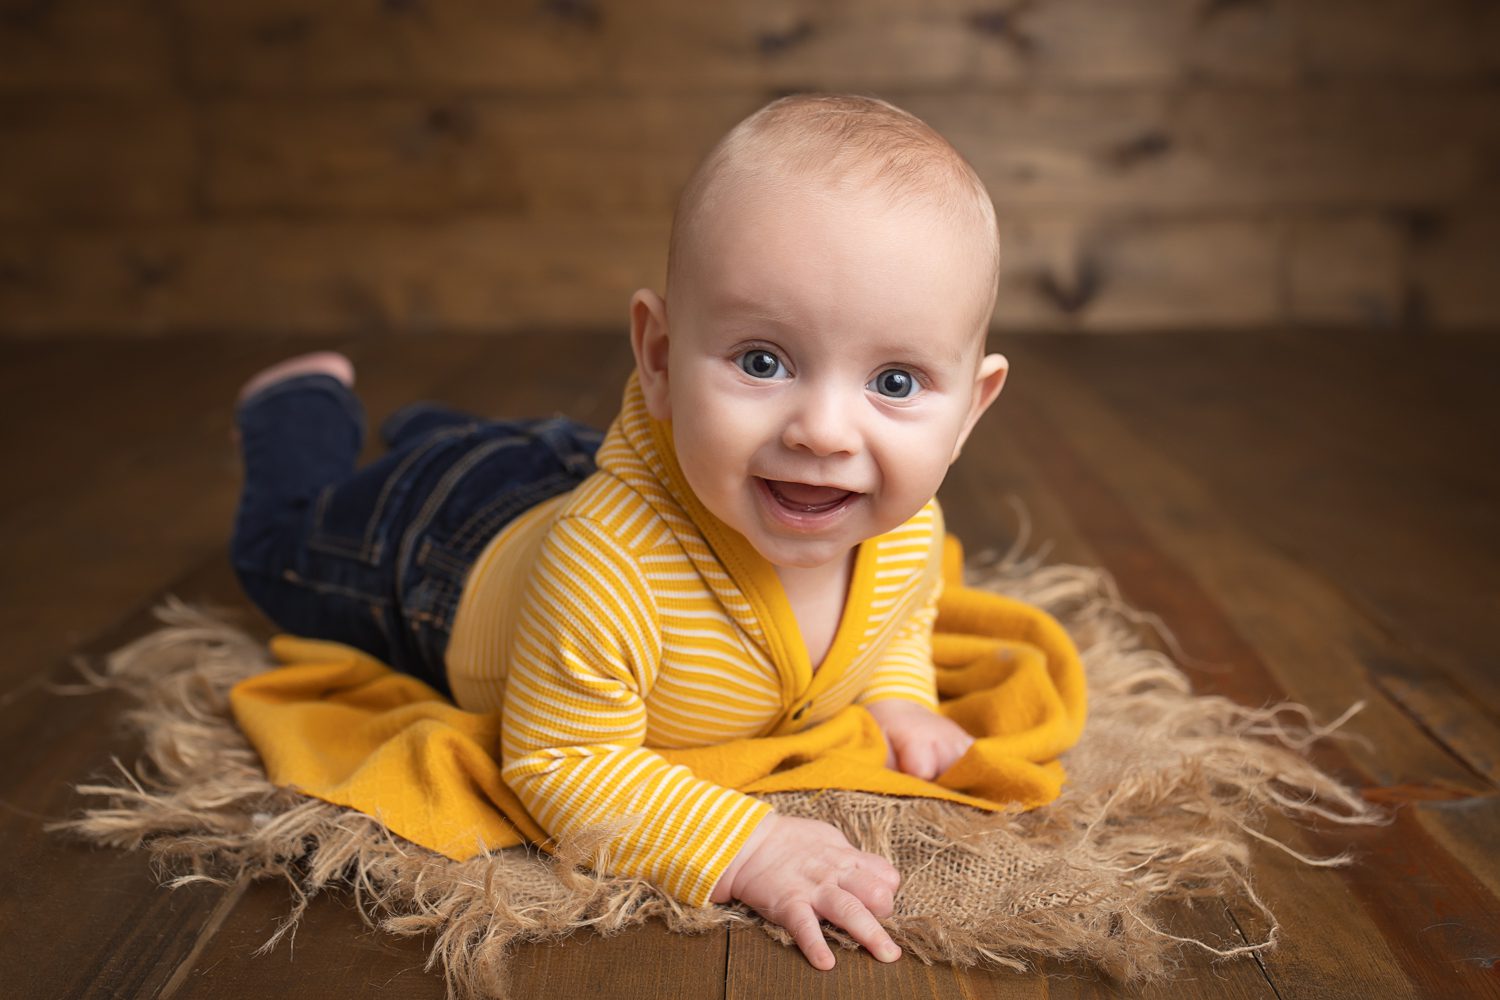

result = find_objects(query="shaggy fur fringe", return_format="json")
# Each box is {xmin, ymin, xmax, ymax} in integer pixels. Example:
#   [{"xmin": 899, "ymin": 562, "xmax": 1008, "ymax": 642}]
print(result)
[{"xmin": 51, "ymin": 503, "xmax": 1384, "ymax": 997}]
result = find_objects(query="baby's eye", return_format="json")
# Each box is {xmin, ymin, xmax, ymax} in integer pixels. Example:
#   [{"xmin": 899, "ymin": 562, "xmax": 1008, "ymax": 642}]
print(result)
[
  {"xmin": 737, "ymin": 349, "xmax": 787, "ymax": 380},
  {"xmin": 869, "ymin": 368, "xmax": 918, "ymax": 399}
]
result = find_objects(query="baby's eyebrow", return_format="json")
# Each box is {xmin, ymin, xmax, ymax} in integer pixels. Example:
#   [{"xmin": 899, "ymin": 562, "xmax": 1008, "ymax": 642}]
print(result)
[
  {"xmin": 712, "ymin": 295, "xmax": 797, "ymax": 328},
  {"xmin": 861, "ymin": 333, "xmax": 972, "ymax": 369}
]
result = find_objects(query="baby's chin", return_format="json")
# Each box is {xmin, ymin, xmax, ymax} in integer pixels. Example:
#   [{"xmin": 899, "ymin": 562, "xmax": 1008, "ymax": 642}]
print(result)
[{"xmin": 748, "ymin": 535, "xmax": 862, "ymax": 573}]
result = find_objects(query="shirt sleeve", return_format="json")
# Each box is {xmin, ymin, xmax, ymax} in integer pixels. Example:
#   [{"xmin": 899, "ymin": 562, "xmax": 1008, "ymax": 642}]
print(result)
[
  {"xmin": 854, "ymin": 501, "xmax": 945, "ymax": 710},
  {"xmin": 854, "ymin": 571, "xmax": 941, "ymax": 710},
  {"xmin": 498, "ymin": 515, "xmax": 773, "ymax": 907}
]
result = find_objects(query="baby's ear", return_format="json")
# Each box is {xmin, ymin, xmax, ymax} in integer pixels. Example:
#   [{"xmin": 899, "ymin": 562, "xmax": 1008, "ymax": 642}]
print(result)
[
  {"xmin": 629, "ymin": 289, "xmax": 672, "ymax": 420},
  {"xmin": 950, "ymin": 353, "xmax": 1009, "ymax": 463}
]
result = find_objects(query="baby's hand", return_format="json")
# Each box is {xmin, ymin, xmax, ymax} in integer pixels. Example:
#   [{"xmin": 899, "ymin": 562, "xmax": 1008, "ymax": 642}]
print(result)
[
  {"xmin": 709, "ymin": 813, "xmax": 902, "ymax": 970},
  {"xmin": 864, "ymin": 699, "xmax": 975, "ymax": 780}
]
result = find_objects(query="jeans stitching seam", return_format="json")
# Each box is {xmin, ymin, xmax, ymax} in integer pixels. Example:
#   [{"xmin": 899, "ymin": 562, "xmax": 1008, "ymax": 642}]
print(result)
[
  {"xmin": 361, "ymin": 429, "xmax": 465, "ymax": 558},
  {"xmin": 280, "ymin": 568, "xmax": 392, "ymax": 605},
  {"xmin": 450, "ymin": 478, "xmax": 552, "ymax": 552},
  {"xmin": 393, "ymin": 435, "xmax": 518, "ymax": 615}
]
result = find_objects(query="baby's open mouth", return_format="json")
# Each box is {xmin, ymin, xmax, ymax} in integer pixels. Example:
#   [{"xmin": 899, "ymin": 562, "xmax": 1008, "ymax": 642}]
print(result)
[{"xmin": 761, "ymin": 479, "xmax": 856, "ymax": 513}]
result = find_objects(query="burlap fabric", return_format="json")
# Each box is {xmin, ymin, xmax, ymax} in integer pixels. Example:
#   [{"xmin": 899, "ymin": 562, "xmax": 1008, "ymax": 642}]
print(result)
[{"xmin": 53, "ymin": 531, "xmax": 1382, "ymax": 997}]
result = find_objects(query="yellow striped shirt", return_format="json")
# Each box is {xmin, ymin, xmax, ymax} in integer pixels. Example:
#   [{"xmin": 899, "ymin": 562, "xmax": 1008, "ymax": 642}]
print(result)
[{"xmin": 446, "ymin": 371, "xmax": 943, "ymax": 906}]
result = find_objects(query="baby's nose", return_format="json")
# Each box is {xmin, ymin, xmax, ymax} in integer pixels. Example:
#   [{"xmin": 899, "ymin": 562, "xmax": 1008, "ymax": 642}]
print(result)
[{"xmin": 783, "ymin": 390, "xmax": 861, "ymax": 457}]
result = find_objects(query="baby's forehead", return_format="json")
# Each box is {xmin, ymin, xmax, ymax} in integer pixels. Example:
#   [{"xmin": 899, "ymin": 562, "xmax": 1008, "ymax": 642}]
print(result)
[
  {"xmin": 691, "ymin": 163, "xmax": 981, "ymax": 262},
  {"xmin": 704, "ymin": 159, "xmax": 928, "ymax": 218}
]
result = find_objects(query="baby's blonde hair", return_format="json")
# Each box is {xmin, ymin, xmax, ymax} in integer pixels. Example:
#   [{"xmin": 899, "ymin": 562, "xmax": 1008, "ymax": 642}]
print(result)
[{"xmin": 666, "ymin": 93, "xmax": 1001, "ymax": 335}]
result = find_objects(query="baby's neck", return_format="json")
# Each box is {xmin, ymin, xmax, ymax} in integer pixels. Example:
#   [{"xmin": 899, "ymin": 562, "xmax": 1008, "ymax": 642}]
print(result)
[{"xmin": 774, "ymin": 550, "xmax": 856, "ymax": 672}]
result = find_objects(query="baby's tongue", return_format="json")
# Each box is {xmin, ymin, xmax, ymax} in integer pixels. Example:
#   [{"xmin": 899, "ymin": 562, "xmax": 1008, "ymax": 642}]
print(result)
[{"xmin": 766, "ymin": 480, "xmax": 852, "ymax": 510}]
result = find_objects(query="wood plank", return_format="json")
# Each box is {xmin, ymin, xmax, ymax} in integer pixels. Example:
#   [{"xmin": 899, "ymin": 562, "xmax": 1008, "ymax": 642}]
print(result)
[
  {"xmin": 175, "ymin": 0, "xmax": 614, "ymax": 95},
  {"xmin": 5, "ymin": 1, "xmax": 1490, "ymax": 99},
  {"xmin": 1286, "ymin": 215, "xmax": 1406, "ymax": 329},
  {"xmin": 0, "ymin": 557, "xmax": 253, "ymax": 1000},
  {"xmin": 171, "ymin": 0, "xmax": 1498, "ymax": 93},
  {"xmin": 0, "ymin": 0, "xmax": 172, "ymax": 95},
  {"xmin": 0, "ymin": 219, "xmax": 667, "ymax": 337},
  {"xmin": 727, "ymin": 925, "xmax": 971, "ymax": 999},
  {"xmin": 510, "ymin": 923, "xmax": 728, "ymax": 1000},
  {"xmin": 0, "ymin": 98, "xmax": 195, "ymax": 222},
  {"xmin": 999, "ymin": 213, "xmax": 1282, "ymax": 330},
  {"xmin": 1368, "ymin": 662, "xmax": 1500, "ymax": 787},
  {"xmin": 0, "ymin": 338, "xmax": 291, "ymax": 523},
  {"xmin": 6, "ymin": 211, "xmax": 1484, "ymax": 337},
  {"xmin": 998, "ymin": 335, "xmax": 1500, "ymax": 998},
  {"xmin": 167, "ymin": 878, "xmax": 445, "ymax": 1000},
  {"xmin": 0, "ymin": 214, "xmax": 1280, "ymax": 336},
  {"xmin": 1002, "ymin": 336, "xmax": 1494, "ymax": 788},
  {"xmin": 187, "ymin": 90, "xmax": 1500, "ymax": 220},
  {"xmin": 1259, "ymin": 807, "xmax": 1500, "ymax": 1000},
  {"xmin": 970, "ymin": 404, "xmax": 1434, "ymax": 999},
  {"xmin": 913, "ymin": 90, "xmax": 1500, "ymax": 213},
  {"xmin": 1222, "ymin": 819, "xmax": 1425, "ymax": 1000},
  {"xmin": 197, "ymin": 93, "xmax": 745, "ymax": 220},
  {"xmin": 1409, "ymin": 211, "xmax": 1500, "ymax": 328},
  {"xmin": 726, "ymin": 916, "xmax": 1279, "ymax": 999},
  {"xmin": 1043, "ymin": 332, "xmax": 1500, "ymax": 759},
  {"xmin": 1412, "ymin": 796, "xmax": 1500, "ymax": 902},
  {"xmin": 726, "ymin": 908, "xmax": 1278, "ymax": 999}
]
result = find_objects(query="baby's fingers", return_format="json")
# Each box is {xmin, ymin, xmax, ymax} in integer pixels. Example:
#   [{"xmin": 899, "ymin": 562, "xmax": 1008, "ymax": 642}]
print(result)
[
  {"xmin": 846, "ymin": 859, "xmax": 899, "ymax": 918},
  {"xmin": 780, "ymin": 901, "xmax": 838, "ymax": 971},
  {"xmin": 817, "ymin": 887, "xmax": 902, "ymax": 965}
]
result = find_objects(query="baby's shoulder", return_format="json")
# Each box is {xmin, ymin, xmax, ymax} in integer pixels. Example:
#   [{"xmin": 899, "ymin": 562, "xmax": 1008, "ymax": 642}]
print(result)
[{"xmin": 542, "ymin": 470, "xmax": 680, "ymax": 559}]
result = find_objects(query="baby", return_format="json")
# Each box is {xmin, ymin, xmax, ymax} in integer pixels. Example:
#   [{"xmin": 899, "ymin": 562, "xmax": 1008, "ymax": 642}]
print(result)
[{"xmin": 230, "ymin": 94, "xmax": 1008, "ymax": 971}]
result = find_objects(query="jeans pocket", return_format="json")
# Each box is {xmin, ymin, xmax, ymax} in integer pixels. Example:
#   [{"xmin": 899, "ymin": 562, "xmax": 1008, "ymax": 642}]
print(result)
[{"xmin": 397, "ymin": 430, "xmax": 586, "ymax": 661}]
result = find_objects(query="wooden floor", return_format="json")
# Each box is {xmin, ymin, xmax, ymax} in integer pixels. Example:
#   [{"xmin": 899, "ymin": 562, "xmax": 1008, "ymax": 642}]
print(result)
[{"xmin": 2, "ymin": 330, "xmax": 1496, "ymax": 999}]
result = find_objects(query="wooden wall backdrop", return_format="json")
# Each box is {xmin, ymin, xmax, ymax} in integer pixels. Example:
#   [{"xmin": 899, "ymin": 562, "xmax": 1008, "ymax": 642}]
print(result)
[{"xmin": 1, "ymin": 0, "xmax": 1498, "ymax": 337}]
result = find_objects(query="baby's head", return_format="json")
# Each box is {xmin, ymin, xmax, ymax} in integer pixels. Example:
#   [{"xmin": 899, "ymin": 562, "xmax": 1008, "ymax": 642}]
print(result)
[{"xmin": 630, "ymin": 94, "xmax": 1009, "ymax": 573}]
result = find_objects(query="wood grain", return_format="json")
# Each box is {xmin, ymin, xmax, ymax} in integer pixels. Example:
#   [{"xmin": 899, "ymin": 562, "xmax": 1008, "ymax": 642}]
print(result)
[
  {"xmin": 4, "ymin": 2, "xmax": 1499, "ymax": 335},
  {"xmin": 0, "ymin": 0, "xmax": 172, "ymax": 95},
  {"xmin": 510, "ymin": 922, "xmax": 728, "ymax": 1000},
  {"xmin": 160, "ymin": 0, "xmax": 1500, "ymax": 93},
  {"xmin": 997, "ymin": 333, "xmax": 1500, "ymax": 999}
]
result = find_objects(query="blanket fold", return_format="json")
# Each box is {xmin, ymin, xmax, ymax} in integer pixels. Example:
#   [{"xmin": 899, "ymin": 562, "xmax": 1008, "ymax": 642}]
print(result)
[{"xmin": 230, "ymin": 538, "xmax": 1088, "ymax": 864}]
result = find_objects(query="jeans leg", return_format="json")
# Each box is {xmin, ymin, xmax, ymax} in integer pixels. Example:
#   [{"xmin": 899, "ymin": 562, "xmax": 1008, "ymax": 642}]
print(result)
[
  {"xmin": 235, "ymin": 374, "xmax": 366, "ymax": 510},
  {"xmin": 229, "ymin": 374, "xmax": 394, "ymax": 660}
]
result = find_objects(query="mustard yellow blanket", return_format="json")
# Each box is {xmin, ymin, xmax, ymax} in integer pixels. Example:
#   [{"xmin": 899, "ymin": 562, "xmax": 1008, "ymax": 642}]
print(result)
[{"xmin": 230, "ymin": 542, "xmax": 1088, "ymax": 862}]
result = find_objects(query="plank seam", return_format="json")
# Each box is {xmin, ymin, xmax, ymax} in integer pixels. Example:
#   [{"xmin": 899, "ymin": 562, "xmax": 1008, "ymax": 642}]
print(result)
[
  {"xmin": 153, "ymin": 877, "xmax": 251, "ymax": 1000},
  {"xmin": 1225, "ymin": 902, "xmax": 1285, "ymax": 1000}
]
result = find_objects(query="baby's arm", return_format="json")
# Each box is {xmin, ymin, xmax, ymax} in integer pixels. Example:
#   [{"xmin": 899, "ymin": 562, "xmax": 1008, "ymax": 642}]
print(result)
[
  {"xmin": 501, "ymin": 517, "xmax": 902, "ymax": 966},
  {"xmin": 500, "ymin": 517, "xmax": 766, "ymax": 902},
  {"xmin": 857, "ymin": 525, "xmax": 975, "ymax": 780}
]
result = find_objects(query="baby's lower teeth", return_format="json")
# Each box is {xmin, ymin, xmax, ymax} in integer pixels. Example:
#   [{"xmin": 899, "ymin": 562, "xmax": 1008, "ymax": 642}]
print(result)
[
  {"xmin": 782, "ymin": 494, "xmax": 840, "ymax": 512},
  {"xmin": 766, "ymin": 480, "xmax": 850, "ymax": 513}
]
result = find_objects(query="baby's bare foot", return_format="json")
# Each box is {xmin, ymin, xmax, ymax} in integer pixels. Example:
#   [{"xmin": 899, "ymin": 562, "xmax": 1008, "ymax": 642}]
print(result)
[{"xmin": 237, "ymin": 351, "xmax": 354, "ymax": 405}]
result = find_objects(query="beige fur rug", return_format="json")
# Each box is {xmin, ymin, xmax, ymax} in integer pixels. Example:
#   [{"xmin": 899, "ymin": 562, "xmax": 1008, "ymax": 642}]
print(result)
[{"xmin": 53, "ymin": 523, "xmax": 1382, "ymax": 998}]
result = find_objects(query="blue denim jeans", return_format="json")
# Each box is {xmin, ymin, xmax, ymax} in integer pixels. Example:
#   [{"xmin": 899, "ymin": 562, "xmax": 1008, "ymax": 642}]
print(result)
[{"xmin": 230, "ymin": 373, "xmax": 601, "ymax": 696}]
